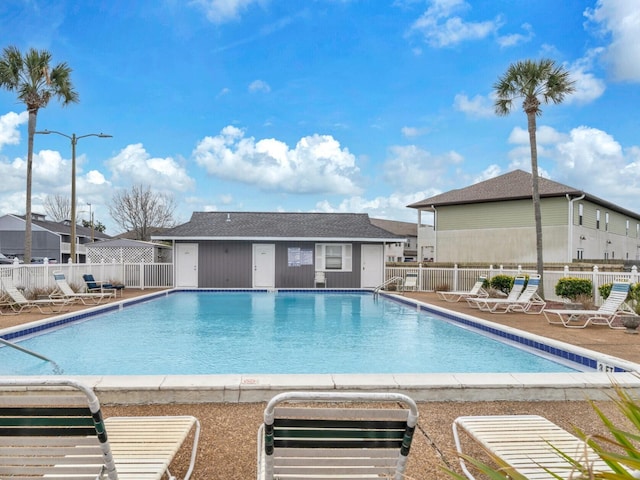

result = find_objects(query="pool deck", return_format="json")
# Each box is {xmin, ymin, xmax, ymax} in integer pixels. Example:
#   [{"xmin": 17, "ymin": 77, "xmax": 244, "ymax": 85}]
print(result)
[
  {"xmin": 2, "ymin": 288, "xmax": 640, "ymax": 404},
  {"xmin": 3, "ymin": 289, "xmax": 640, "ymax": 479}
]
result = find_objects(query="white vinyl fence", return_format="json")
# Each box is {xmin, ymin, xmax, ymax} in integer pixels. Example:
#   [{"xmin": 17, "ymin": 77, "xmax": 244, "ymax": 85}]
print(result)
[
  {"xmin": 0, "ymin": 261, "xmax": 172, "ymax": 293},
  {"xmin": 385, "ymin": 264, "xmax": 640, "ymax": 304}
]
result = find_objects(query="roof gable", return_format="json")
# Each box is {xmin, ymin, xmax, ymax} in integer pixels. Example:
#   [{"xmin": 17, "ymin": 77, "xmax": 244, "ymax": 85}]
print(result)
[
  {"xmin": 408, "ymin": 170, "xmax": 581, "ymax": 209},
  {"xmin": 154, "ymin": 212, "xmax": 403, "ymax": 240}
]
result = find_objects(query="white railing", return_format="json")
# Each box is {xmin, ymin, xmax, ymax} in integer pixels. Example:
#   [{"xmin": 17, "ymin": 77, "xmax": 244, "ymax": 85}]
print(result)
[
  {"xmin": 384, "ymin": 264, "xmax": 640, "ymax": 304},
  {"xmin": 0, "ymin": 261, "xmax": 173, "ymax": 292}
]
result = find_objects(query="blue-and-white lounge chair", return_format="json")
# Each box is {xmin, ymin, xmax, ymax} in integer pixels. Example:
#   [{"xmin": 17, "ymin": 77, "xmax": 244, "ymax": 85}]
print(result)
[
  {"xmin": 544, "ymin": 280, "xmax": 633, "ymax": 329},
  {"xmin": 466, "ymin": 275, "xmax": 526, "ymax": 310},
  {"xmin": 51, "ymin": 271, "xmax": 115, "ymax": 305},
  {"xmin": 468, "ymin": 274, "xmax": 545, "ymax": 314},
  {"xmin": 257, "ymin": 391, "xmax": 419, "ymax": 480},
  {"xmin": 0, "ymin": 275, "xmax": 69, "ymax": 314},
  {"xmin": 0, "ymin": 377, "xmax": 200, "ymax": 480},
  {"xmin": 437, "ymin": 276, "xmax": 488, "ymax": 303}
]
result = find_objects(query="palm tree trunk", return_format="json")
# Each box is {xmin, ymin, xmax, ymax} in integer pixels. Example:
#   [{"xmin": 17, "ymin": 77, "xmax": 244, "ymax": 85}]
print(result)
[
  {"xmin": 527, "ymin": 111, "xmax": 545, "ymax": 298},
  {"xmin": 24, "ymin": 110, "xmax": 36, "ymax": 264}
]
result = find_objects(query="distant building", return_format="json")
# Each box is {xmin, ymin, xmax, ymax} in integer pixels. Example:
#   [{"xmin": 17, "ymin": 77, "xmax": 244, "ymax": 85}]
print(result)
[
  {"xmin": 408, "ymin": 169, "xmax": 640, "ymax": 264},
  {"xmin": 369, "ymin": 218, "xmax": 418, "ymax": 262},
  {"xmin": 0, "ymin": 213, "xmax": 111, "ymax": 263}
]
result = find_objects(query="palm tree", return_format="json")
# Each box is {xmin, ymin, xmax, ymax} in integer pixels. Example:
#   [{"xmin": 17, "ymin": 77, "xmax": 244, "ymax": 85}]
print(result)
[
  {"xmin": 494, "ymin": 59, "xmax": 575, "ymax": 298},
  {"xmin": 0, "ymin": 46, "xmax": 78, "ymax": 263}
]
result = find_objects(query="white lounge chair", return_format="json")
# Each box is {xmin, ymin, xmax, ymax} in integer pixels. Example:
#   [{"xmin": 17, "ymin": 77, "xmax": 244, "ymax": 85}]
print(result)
[
  {"xmin": 51, "ymin": 271, "xmax": 115, "ymax": 305},
  {"xmin": 402, "ymin": 272, "xmax": 418, "ymax": 292},
  {"xmin": 314, "ymin": 271, "xmax": 327, "ymax": 288},
  {"xmin": 436, "ymin": 276, "xmax": 488, "ymax": 302},
  {"xmin": 0, "ymin": 377, "xmax": 200, "ymax": 480},
  {"xmin": 0, "ymin": 275, "xmax": 69, "ymax": 314},
  {"xmin": 257, "ymin": 391, "xmax": 419, "ymax": 480},
  {"xmin": 452, "ymin": 414, "xmax": 613, "ymax": 479},
  {"xmin": 544, "ymin": 280, "xmax": 633, "ymax": 328},
  {"xmin": 466, "ymin": 275, "xmax": 526, "ymax": 310},
  {"xmin": 469, "ymin": 274, "xmax": 546, "ymax": 314}
]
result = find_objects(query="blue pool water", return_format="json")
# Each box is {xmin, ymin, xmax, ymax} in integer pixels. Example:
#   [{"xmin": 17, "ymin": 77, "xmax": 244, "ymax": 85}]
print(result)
[{"xmin": 0, "ymin": 291, "xmax": 576, "ymax": 375}]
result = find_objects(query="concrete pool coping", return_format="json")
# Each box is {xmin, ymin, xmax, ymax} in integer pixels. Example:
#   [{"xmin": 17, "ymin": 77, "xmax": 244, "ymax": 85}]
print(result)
[{"xmin": 2, "ymin": 288, "xmax": 640, "ymax": 404}]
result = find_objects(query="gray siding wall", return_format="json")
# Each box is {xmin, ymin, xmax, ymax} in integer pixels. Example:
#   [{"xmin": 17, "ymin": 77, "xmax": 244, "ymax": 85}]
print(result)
[
  {"xmin": 193, "ymin": 240, "xmax": 365, "ymax": 288},
  {"xmin": 0, "ymin": 231, "xmax": 60, "ymax": 261}
]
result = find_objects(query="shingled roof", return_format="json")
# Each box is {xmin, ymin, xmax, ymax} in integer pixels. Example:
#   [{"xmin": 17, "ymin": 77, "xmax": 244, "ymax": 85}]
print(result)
[
  {"xmin": 407, "ymin": 169, "xmax": 640, "ymax": 218},
  {"xmin": 154, "ymin": 212, "xmax": 404, "ymax": 241}
]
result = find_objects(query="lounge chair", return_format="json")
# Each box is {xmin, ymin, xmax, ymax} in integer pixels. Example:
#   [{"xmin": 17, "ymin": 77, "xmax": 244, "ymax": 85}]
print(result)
[
  {"xmin": 0, "ymin": 377, "xmax": 200, "ymax": 480},
  {"xmin": 51, "ymin": 271, "xmax": 115, "ymax": 305},
  {"xmin": 468, "ymin": 274, "xmax": 546, "ymax": 314},
  {"xmin": 436, "ymin": 276, "xmax": 488, "ymax": 302},
  {"xmin": 257, "ymin": 391, "xmax": 419, "ymax": 480},
  {"xmin": 314, "ymin": 271, "xmax": 327, "ymax": 288},
  {"xmin": 466, "ymin": 274, "xmax": 526, "ymax": 310},
  {"xmin": 83, "ymin": 273, "xmax": 125, "ymax": 297},
  {"xmin": 452, "ymin": 414, "xmax": 613, "ymax": 479},
  {"xmin": 544, "ymin": 280, "xmax": 633, "ymax": 329},
  {"xmin": 0, "ymin": 275, "xmax": 69, "ymax": 314},
  {"xmin": 402, "ymin": 272, "xmax": 418, "ymax": 292}
]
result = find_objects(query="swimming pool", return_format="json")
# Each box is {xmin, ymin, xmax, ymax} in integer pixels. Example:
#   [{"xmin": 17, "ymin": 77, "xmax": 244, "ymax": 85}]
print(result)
[{"xmin": 0, "ymin": 291, "xmax": 580, "ymax": 375}]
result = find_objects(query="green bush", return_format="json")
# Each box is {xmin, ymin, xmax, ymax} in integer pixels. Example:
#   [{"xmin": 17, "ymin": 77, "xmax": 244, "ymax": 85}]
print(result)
[
  {"xmin": 489, "ymin": 275, "xmax": 514, "ymax": 295},
  {"xmin": 554, "ymin": 277, "xmax": 593, "ymax": 301},
  {"xmin": 599, "ymin": 282, "xmax": 613, "ymax": 299},
  {"xmin": 598, "ymin": 282, "xmax": 639, "ymax": 301}
]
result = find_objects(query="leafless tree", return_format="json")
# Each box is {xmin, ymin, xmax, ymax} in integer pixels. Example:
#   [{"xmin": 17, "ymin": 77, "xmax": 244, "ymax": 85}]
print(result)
[
  {"xmin": 109, "ymin": 185, "xmax": 177, "ymax": 240},
  {"xmin": 43, "ymin": 194, "xmax": 71, "ymax": 222}
]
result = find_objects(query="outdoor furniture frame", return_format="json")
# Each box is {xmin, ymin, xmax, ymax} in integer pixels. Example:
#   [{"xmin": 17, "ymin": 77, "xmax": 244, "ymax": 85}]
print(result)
[
  {"xmin": 0, "ymin": 275, "xmax": 70, "ymax": 314},
  {"xmin": 51, "ymin": 271, "xmax": 115, "ymax": 305},
  {"xmin": 452, "ymin": 414, "xmax": 613, "ymax": 479},
  {"xmin": 436, "ymin": 276, "xmax": 488, "ymax": 302},
  {"xmin": 257, "ymin": 391, "xmax": 419, "ymax": 480},
  {"xmin": 469, "ymin": 274, "xmax": 546, "ymax": 314},
  {"xmin": 0, "ymin": 377, "xmax": 200, "ymax": 480},
  {"xmin": 466, "ymin": 275, "xmax": 527, "ymax": 311}
]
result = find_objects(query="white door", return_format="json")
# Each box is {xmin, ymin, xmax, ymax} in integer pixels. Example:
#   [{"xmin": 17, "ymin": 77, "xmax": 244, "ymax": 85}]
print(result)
[
  {"xmin": 176, "ymin": 243, "xmax": 198, "ymax": 287},
  {"xmin": 253, "ymin": 244, "xmax": 275, "ymax": 288},
  {"xmin": 361, "ymin": 244, "xmax": 384, "ymax": 288}
]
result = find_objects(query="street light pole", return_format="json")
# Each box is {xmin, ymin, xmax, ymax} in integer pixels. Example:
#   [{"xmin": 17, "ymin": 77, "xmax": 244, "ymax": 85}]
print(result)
[
  {"xmin": 35, "ymin": 130, "xmax": 112, "ymax": 263},
  {"xmin": 87, "ymin": 202, "xmax": 94, "ymax": 242}
]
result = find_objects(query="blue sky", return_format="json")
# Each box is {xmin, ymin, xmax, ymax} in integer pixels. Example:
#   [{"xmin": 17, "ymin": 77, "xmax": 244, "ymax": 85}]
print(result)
[{"xmin": 0, "ymin": 0, "xmax": 639, "ymax": 235}]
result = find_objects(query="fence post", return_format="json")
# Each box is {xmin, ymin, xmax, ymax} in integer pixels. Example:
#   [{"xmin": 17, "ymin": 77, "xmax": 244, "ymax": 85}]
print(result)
[
  {"xmin": 632, "ymin": 266, "xmax": 638, "ymax": 285},
  {"xmin": 592, "ymin": 265, "xmax": 599, "ymax": 300},
  {"xmin": 418, "ymin": 262, "xmax": 423, "ymax": 291},
  {"xmin": 140, "ymin": 259, "xmax": 145, "ymax": 290},
  {"xmin": 453, "ymin": 263, "xmax": 458, "ymax": 291},
  {"xmin": 563, "ymin": 265, "xmax": 569, "ymax": 277}
]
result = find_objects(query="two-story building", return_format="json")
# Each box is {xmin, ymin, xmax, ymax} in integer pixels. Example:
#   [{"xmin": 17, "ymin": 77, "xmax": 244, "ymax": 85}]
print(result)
[{"xmin": 408, "ymin": 169, "xmax": 640, "ymax": 264}]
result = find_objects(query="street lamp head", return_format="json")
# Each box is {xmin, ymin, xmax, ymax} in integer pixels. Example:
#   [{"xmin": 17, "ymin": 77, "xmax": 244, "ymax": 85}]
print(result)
[{"xmin": 97, "ymin": 133, "xmax": 112, "ymax": 138}]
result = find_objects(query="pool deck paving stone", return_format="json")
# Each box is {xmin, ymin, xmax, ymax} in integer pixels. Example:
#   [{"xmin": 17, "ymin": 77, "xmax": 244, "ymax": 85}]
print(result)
[{"xmin": 2, "ymin": 289, "xmax": 640, "ymax": 479}]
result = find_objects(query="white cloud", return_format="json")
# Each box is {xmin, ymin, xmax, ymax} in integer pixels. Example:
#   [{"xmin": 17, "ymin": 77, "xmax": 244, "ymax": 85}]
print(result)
[
  {"xmin": 565, "ymin": 49, "xmax": 606, "ymax": 104},
  {"xmin": 192, "ymin": 126, "xmax": 362, "ymax": 195},
  {"xmin": 453, "ymin": 93, "xmax": 494, "ymax": 117},
  {"xmin": 497, "ymin": 23, "xmax": 534, "ymax": 48},
  {"xmin": 105, "ymin": 143, "xmax": 195, "ymax": 192},
  {"xmin": 505, "ymin": 123, "xmax": 640, "ymax": 213},
  {"xmin": 585, "ymin": 0, "xmax": 640, "ymax": 82},
  {"xmin": 383, "ymin": 145, "xmax": 463, "ymax": 190},
  {"xmin": 248, "ymin": 79, "xmax": 271, "ymax": 93},
  {"xmin": 190, "ymin": 0, "xmax": 262, "ymax": 24},
  {"xmin": 401, "ymin": 126, "xmax": 430, "ymax": 137},
  {"xmin": 410, "ymin": 0, "xmax": 502, "ymax": 47},
  {"xmin": 0, "ymin": 111, "xmax": 28, "ymax": 150}
]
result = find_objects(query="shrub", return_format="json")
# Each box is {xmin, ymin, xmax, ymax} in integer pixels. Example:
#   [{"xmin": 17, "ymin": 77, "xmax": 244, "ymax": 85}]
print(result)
[
  {"xmin": 489, "ymin": 275, "xmax": 514, "ymax": 295},
  {"xmin": 554, "ymin": 277, "xmax": 593, "ymax": 301}
]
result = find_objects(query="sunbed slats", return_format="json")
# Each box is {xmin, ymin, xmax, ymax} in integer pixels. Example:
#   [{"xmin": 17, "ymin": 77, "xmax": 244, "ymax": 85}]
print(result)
[
  {"xmin": 453, "ymin": 414, "xmax": 611, "ymax": 479},
  {"xmin": 0, "ymin": 379, "xmax": 200, "ymax": 480}
]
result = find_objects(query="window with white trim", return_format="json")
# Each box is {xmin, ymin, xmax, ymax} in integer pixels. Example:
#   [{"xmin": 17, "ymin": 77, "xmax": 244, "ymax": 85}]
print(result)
[{"xmin": 315, "ymin": 244, "xmax": 352, "ymax": 271}]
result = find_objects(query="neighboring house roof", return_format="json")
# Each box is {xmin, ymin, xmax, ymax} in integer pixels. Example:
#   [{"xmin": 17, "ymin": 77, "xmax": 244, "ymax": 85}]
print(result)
[
  {"xmin": 87, "ymin": 238, "xmax": 171, "ymax": 249},
  {"xmin": 153, "ymin": 212, "xmax": 404, "ymax": 241},
  {"xmin": 369, "ymin": 218, "xmax": 417, "ymax": 237},
  {"xmin": 114, "ymin": 227, "xmax": 170, "ymax": 240},
  {"xmin": 13, "ymin": 214, "xmax": 111, "ymax": 240},
  {"xmin": 407, "ymin": 169, "xmax": 640, "ymax": 219}
]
